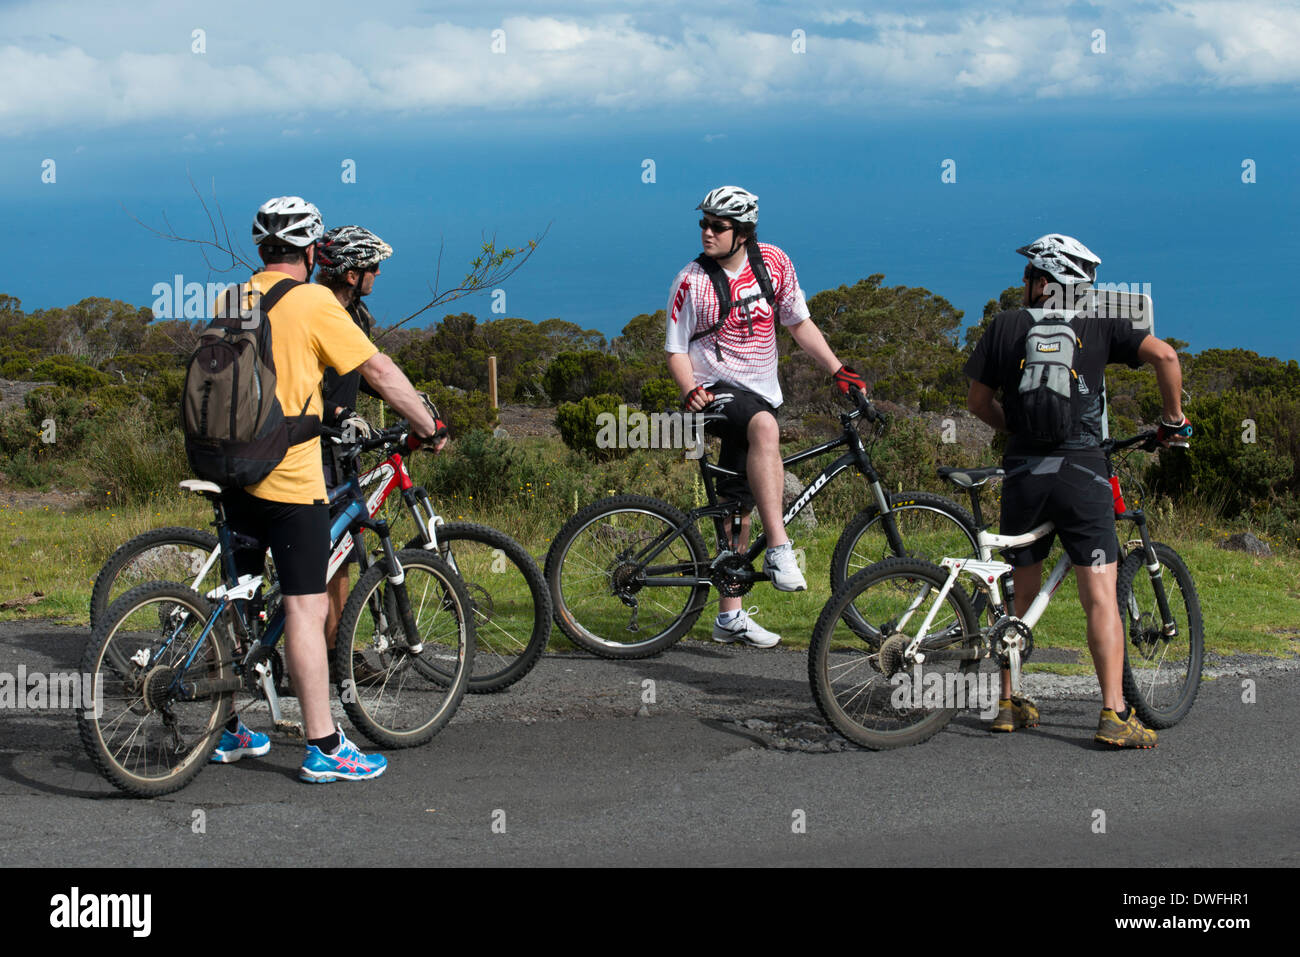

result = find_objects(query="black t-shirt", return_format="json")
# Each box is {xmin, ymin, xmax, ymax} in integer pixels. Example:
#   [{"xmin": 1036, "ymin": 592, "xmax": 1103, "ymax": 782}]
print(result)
[
  {"xmin": 964, "ymin": 307, "xmax": 1148, "ymax": 457},
  {"xmin": 322, "ymin": 300, "xmax": 380, "ymax": 415}
]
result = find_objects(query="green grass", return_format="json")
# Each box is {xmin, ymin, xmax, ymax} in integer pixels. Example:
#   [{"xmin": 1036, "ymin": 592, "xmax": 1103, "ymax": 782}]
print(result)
[{"xmin": 3, "ymin": 490, "xmax": 1298, "ymax": 665}]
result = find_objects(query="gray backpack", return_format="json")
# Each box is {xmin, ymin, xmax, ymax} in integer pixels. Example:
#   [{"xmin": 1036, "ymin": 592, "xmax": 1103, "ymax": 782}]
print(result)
[
  {"xmin": 1015, "ymin": 312, "xmax": 1082, "ymax": 446},
  {"xmin": 181, "ymin": 278, "xmax": 317, "ymax": 487}
]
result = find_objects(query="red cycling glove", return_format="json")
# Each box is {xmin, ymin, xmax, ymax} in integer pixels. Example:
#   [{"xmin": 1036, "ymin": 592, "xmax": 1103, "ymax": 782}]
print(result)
[{"xmin": 832, "ymin": 365, "xmax": 867, "ymax": 396}]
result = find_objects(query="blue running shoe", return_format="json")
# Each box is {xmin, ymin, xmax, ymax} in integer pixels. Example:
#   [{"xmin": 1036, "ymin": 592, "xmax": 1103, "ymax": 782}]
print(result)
[
  {"xmin": 210, "ymin": 719, "xmax": 271, "ymax": 764},
  {"xmin": 299, "ymin": 726, "xmax": 387, "ymax": 783}
]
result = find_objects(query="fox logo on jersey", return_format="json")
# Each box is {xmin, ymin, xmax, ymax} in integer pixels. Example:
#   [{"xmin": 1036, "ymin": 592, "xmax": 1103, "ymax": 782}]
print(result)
[{"xmin": 670, "ymin": 279, "xmax": 691, "ymax": 323}]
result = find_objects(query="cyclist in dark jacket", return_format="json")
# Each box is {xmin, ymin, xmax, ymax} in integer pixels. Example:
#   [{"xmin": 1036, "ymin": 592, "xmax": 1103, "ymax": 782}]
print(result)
[
  {"xmin": 314, "ymin": 226, "xmax": 394, "ymax": 677},
  {"xmin": 965, "ymin": 234, "xmax": 1191, "ymax": 748}
]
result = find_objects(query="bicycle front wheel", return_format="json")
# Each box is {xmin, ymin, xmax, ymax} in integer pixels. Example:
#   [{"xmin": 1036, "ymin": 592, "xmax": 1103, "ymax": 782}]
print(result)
[
  {"xmin": 1117, "ymin": 542, "xmax": 1204, "ymax": 728},
  {"xmin": 809, "ymin": 558, "xmax": 980, "ymax": 750},
  {"xmin": 545, "ymin": 495, "xmax": 710, "ymax": 659},
  {"xmin": 830, "ymin": 491, "xmax": 981, "ymax": 585},
  {"xmin": 90, "ymin": 527, "xmax": 219, "ymax": 628},
  {"xmin": 335, "ymin": 550, "xmax": 475, "ymax": 749},
  {"xmin": 78, "ymin": 581, "xmax": 233, "ymax": 797},
  {"xmin": 408, "ymin": 523, "xmax": 552, "ymax": 693}
]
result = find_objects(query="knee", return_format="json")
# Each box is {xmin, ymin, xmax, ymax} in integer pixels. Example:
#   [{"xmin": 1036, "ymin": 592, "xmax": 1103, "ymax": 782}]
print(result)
[{"xmin": 749, "ymin": 413, "xmax": 779, "ymax": 448}]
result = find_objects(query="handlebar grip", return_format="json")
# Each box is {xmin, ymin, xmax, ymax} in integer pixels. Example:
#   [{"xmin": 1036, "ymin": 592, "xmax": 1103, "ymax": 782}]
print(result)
[{"xmin": 850, "ymin": 387, "xmax": 879, "ymax": 423}]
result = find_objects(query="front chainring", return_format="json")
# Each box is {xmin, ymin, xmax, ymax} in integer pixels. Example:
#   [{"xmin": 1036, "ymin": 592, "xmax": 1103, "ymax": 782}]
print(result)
[
  {"xmin": 710, "ymin": 554, "xmax": 756, "ymax": 598},
  {"xmin": 988, "ymin": 616, "xmax": 1034, "ymax": 668}
]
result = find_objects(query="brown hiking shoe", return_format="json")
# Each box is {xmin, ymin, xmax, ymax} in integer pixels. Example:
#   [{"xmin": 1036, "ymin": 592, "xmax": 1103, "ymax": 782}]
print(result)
[
  {"xmin": 1095, "ymin": 708, "xmax": 1158, "ymax": 748},
  {"xmin": 990, "ymin": 695, "xmax": 1039, "ymax": 732}
]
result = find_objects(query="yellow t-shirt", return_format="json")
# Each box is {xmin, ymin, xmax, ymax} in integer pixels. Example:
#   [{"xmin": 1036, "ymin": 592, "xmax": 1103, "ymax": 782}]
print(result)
[{"xmin": 240, "ymin": 271, "xmax": 378, "ymax": 504}]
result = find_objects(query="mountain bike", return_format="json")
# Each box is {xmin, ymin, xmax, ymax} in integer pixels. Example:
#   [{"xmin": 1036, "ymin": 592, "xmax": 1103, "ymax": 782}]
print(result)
[
  {"xmin": 544, "ymin": 390, "xmax": 981, "ymax": 659},
  {"xmin": 808, "ymin": 430, "xmax": 1203, "ymax": 749},
  {"xmin": 77, "ymin": 425, "xmax": 475, "ymax": 797},
  {"xmin": 89, "ymin": 425, "xmax": 550, "ymax": 694}
]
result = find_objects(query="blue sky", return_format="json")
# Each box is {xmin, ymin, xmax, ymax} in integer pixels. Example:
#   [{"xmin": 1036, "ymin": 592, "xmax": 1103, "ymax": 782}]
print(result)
[{"xmin": 2, "ymin": 1, "xmax": 1298, "ymax": 359}]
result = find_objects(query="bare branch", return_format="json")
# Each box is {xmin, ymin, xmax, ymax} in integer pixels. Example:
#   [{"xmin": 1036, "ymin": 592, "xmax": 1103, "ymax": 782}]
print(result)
[
  {"xmin": 122, "ymin": 171, "xmax": 256, "ymax": 276},
  {"xmin": 375, "ymin": 223, "xmax": 550, "ymax": 343}
]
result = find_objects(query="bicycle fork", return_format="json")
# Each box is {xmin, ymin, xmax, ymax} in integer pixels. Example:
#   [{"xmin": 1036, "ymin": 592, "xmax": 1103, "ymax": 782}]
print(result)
[{"xmin": 1124, "ymin": 514, "xmax": 1178, "ymax": 639}]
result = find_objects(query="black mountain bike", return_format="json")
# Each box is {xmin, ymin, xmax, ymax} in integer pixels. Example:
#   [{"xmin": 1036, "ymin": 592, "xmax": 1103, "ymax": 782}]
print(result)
[{"xmin": 544, "ymin": 390, "xmax": 982, "ymax": 659}]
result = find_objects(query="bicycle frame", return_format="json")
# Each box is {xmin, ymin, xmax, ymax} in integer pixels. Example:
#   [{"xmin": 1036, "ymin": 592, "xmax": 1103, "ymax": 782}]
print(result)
[
  {"xmin": 174, "ymin": 448, "xmax": 443, "ymax": 602},
  {"xmin": 913, "ymin": 433, "xmax": 1180, "ymax": 694},
  {"xmin": 632, "ymin": 407, "xmax": 895, "ymax": 591},
  {"xmin": 147, "ymin": 441, "xmax": 442, "ymax": 731}
]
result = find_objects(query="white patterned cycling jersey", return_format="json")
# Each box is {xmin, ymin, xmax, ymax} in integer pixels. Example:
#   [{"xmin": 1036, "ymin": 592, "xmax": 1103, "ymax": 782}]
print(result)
[{"xmin": 664, "ymin": 241, "xmax": 811, "ymax": 407}]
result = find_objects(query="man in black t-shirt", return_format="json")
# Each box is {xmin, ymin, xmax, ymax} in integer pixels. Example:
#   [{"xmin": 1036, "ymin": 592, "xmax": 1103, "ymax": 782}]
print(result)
[{"xmin": 964, "ymin": 234, "xmax": 1191, "ymax": 748}]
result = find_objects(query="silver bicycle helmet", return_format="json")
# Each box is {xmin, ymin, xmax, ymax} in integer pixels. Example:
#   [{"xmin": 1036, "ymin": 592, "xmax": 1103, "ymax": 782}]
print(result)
[
  {"xmin": 696, "ymin": 185, "xmax": 759, "ymax": 225},
  {"xmin": 252, "ymin": 196, "xmax": 324, "ymax": 248},
  {"xmin": 1016, "ymin": 233, "xmax": 1101, "ymax": 286}
]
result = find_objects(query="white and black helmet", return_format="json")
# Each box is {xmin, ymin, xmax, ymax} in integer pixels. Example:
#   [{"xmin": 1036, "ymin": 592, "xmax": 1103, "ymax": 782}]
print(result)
[
  {"xmin": 316, "ymin": 225, "xmax": 393, "ymax": 281},
  {"xmin": 697, "ymin": 185, "xmax": 759, "ymax": 225},
  {"xmin": 252, "ymin": 196, "xmax": 324, "ymax": 248},
  {"xmin": 1016, "ymin": 233, "xmax": 1101, "ymax": 286}
]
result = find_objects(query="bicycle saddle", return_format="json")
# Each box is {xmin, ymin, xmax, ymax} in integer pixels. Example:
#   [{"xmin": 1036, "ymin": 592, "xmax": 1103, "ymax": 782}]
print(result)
[
  {"xmin": 936, "ymin": 466, "xmax": 1005, "ymax": 488},
  {"xmin": 179, "ymin": 479, "xmax": 225, "ymax": 497}
]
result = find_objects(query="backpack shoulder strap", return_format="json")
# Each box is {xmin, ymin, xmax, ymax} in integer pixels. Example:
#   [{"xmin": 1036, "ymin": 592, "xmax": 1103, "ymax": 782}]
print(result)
[
  {"xmin": 746, "ymin": 242, "xmax": 778, "ymax": 310},
  {"xmin": 688, "ymin": 255, "xmax": 733, "ymax": 360},
  {"xmin": 258, "ymin": 277, "xmax": 304, "ymax": 314},
  {"xmin": 690, "ymin": 254, "xmax": 731, "ymax": 333}
]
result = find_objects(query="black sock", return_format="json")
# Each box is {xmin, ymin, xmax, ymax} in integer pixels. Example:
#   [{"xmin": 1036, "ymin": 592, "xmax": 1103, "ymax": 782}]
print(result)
[
  {"xmin": 309, "ymin": 731, "xmax": 340, "ymax": 754},
  {"xmin": 226, "ymin": 714, "xmax": 240, "ymax": 733},
  {"xmin": 1115, "ymin": 706, "xmax": 1132, "ymax": 722}
]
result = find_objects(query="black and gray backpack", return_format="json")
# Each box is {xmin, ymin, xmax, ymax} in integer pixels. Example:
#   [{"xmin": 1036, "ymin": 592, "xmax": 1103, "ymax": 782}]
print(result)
[
  {"xmin": 1015, "ymin": 311, "xmax": 1083, "ymax": 446},
  {"xmin": 689, "ymin": 242, "xmax": 779, "ymax": 361},
  {"xmin": 181, "ymin": 278, "xmax": 319, "ymax": 487}
]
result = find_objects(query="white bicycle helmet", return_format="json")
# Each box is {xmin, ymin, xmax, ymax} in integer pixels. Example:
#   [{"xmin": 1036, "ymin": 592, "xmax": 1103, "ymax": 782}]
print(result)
[
  {"xmin": 316, "ymin": 225, "xmax": 393, "ymax": 281},
  {"xmin": 1016, "ymin": 233, "xmax": 1101, "ymax": 286},
  {"xmin": 252, "ymin": 196, "xmax": 324, "ymax": 248},
  {"xmin": 697, "ymin": 185, "xmax": 759, "ymax": 225}
]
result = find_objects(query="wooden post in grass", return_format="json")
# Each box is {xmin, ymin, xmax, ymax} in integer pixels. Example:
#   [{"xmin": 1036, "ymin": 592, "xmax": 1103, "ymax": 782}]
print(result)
[{"xmin": 488, "ymin": 355, "xmax": 498, "ymax": 409}]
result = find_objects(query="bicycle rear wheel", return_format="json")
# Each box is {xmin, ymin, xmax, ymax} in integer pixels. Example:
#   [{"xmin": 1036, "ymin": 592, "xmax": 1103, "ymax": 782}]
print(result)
[
  {"xmin": 90, "ymin": 527, "xmax": 219, "ymax": 628},
  {"xmin": 408, "ymin": 523, "xmax": 552, "ymax": 693},
  {"xmin": 334, "ymin": 550, "xmax": 474, "ymax": 749},
  {"xmin": 809, "ymin": 558, "xmax": 981, "ymax": 750},
  {"xmin": 1117, "ymin": 542, "xmax": 1204, "ymax": 728},
  {"xmin": 545, "ymin": 495, "xmax": 710, "ymax": 659},
  {"xmin": 78, "ymin": 581, "xmax": 234, "ymax": 797}
]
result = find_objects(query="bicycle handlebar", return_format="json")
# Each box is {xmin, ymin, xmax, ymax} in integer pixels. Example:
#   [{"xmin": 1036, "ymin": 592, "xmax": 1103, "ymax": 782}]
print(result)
[
  {"xmin": 1103, "ymin": 430, "xmax": 1161, "ymax": 455},
  {"xmin": 848, "ymin": 386, "xmax": 883, "ymax": 425}
]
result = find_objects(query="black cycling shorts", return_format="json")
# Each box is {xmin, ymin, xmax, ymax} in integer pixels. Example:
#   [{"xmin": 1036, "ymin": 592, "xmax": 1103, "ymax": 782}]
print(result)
[
  {"xmin": 702, "ymin": 381, "xmax": 779, "ymax": 510},
  {"xmin": 224, "ymin": 489, "xmax": 331, "ymax": 596},
  {"xmin": 999, "ymin": 453, "xmax": 1119, "ymax": 567}
]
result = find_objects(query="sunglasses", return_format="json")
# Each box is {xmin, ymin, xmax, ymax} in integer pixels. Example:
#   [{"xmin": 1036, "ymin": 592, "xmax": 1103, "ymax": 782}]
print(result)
[{"xmin": 699, "ymin": 218, "xmax": 735, "ymax": 234}]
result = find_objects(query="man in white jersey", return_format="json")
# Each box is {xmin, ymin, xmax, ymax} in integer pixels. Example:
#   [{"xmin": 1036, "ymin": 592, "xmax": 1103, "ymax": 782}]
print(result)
[{"xmin": 665, "ymin": 185, "xmax": 865, "ymax": 646}]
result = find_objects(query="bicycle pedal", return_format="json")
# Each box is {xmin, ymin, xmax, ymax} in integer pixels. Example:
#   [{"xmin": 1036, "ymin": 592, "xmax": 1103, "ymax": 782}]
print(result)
[{"xmin": 274, "ymin": 720, "xmax": 304, "ymax": 740}]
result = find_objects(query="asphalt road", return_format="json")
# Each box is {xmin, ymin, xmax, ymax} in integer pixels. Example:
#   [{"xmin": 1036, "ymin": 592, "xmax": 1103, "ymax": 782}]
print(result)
[{"xmin": 1, "ymin": 620, "xmax": 1296, "ymax": 867}]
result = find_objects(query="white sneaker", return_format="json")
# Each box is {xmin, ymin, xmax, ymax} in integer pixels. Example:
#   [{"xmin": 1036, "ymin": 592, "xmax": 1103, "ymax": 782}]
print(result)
[
  {"xmin": 763, "ymin": 543, "xmax": 807, "ymax": 592},
  {"xmin": 712, "ymin": 607, "xmax": 781, "ymax": 648}
]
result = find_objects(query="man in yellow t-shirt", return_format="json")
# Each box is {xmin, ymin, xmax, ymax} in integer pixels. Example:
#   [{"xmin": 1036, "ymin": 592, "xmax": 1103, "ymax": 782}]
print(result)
[{"xmin": 212, "ymin": 196, "xmax": 444, "ymax": 783}]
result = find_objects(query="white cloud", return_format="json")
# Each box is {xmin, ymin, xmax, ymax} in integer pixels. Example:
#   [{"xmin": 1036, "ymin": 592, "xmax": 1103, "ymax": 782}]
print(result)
[{"xmin": 0, "ymin": 1, "xmax": 1296, "ymax": 136}]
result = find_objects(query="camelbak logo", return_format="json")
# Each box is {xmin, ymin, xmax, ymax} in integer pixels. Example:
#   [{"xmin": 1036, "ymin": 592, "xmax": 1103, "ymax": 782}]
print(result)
[
  {"xmin": 1036, "ymin": 342, "xmax": 1061, "ymax": 352},
  {"xmin": 783, "ymin": 474, "xmax": 828, "ymax": 524}
]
